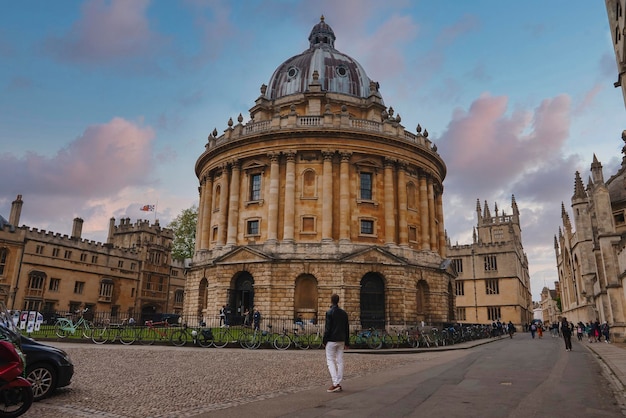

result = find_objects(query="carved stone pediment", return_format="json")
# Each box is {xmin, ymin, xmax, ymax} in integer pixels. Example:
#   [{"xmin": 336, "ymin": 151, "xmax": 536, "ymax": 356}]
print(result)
[
  {"xmin": 341, "ymin": 247, "xmax": 406, "ymax": 266},
  {"xmin": 215, "ymin": 246, "xmax": 272, "ymax": 265}
]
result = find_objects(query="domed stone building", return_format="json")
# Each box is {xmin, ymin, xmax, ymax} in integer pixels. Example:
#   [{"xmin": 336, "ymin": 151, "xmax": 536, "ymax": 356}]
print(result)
[{"xmin": 185, "ymin": 17, "xmax": 455, "ymax": 328}]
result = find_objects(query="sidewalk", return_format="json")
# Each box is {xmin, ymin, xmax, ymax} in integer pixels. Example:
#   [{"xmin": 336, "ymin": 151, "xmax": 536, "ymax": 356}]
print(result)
[{"xmin": 583, "ymin": 340, "xmax": 626, "ymax": 392}]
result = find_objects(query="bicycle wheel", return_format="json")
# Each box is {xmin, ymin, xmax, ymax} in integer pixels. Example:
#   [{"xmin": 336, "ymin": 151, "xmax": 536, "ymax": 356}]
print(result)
[
  {"xmin": 91, "ymin": 326, "xmax": 109, "ymax": 344},
  {"xmin": 54, "ymin": 321, "xmax": 71, "ymax": 338},
  {"xmin": 239, "ymin": 328, "xmax": 252, "ymax": 349},
  {"xmin": 81, "ymin": 323, "xmax": 92, "ymax": 339},
  {"xmin": 407, "ymin": 333, "xmax": 418, "ymax": 348},
  {"xmin": 293, "ymin": 333, "xmax": 309, "ymax": 349},
  {"xmin": 212, "ymin": 328, "xmax": 230, "ymax": 348},
  {"xmin": 381, "ymin": 333, "xmax": 393, "ymax": 349},
  {"xmin": 137, "ymin": 328, "xmax": 156, "ymax": 345},
  {"xmin": 197, "ymin": 329, "xmax": 213, "ymax": 348},
  {"xmin": 119, "ymin": 327, "xmax": 137, "ymax": 345},
  {"xmin": 273, "ymin": 333, "xmax": 291, "ymax": 350},
  {"xmin": 367, "ymin": 333, "xmax": 383, "ymax": 349},
  {"xmin": 308, "ymin": 333, "xmax": 323, "ymax": 349},
  {"xmin": 170, "ymin": 329, "xmax": 189, "ymax": 347}
]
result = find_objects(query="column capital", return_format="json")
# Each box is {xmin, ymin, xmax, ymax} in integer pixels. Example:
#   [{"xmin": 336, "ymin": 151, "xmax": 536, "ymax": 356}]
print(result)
[
  {"xmin": 384, "ymin": 157, "xmax": 397, "ymax": 167},
  {"xmin": 284, "ymin": 150, "xmax": 297, "ymax": 162},
  {"xmin": 267, "ymin": 152, "xmax": 280, "ymax": 163},
  {"xmin": 339, "ymin": 151, "xmax": 352, "ymax": 162},
  {"xmin": 322, "ymin": 150, "xmax": 335, "ymax": 161}
]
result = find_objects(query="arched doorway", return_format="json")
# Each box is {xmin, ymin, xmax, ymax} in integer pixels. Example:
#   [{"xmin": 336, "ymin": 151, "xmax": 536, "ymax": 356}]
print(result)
[
  {"xmin": 294, "ymin": 274, "xmax": 318, "ymax": 322},
  {"xmin": 228, "ymin": 272, "xmax": 254, "ymax": 325},
  {"xmin": 360, "ymin": 273, "xmax": 385, "ymax": 329},
  {"xmin": 416, "ymin": 279, "xmax": 429, "ymax": 323}
]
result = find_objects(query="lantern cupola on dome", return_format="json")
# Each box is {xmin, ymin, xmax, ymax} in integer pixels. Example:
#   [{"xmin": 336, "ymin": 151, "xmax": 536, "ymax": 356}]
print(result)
[{"xmin": 265, "ymin": 16, "xmax": 380, "ymax": 102}]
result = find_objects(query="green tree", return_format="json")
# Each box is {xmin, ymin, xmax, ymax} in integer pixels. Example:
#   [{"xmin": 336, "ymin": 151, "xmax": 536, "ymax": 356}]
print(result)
[{"xmin": 168, "ymin": 205, "xmax": 197, "ymax": 261}]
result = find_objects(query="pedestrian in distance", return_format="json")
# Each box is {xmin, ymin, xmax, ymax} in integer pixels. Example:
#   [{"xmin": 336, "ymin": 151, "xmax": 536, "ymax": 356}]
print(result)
[
  {"xmin": 561, "ymin": 317, "xmax": 573, "ymax": 351},
  {"xmin": 601, "ymin": 322, "xmax": 611, "ymax": 343},
  {"xmin": 507, "ymin": 321, "xmax": 516, "ymax": 338},
  {"xmin": 219, "ymin": 306, "xmax": 225, "ymax": 327},
  {"xmin": 252, "ymin": 307, "xmax": 261, "ymax": 331},
  {"xmin": 323, "ymin": 294, "xmax": 349, "ymax": 393},
  {"xmin": 530, "ymin": 322, "xmax": 537, "ymax": 339}
]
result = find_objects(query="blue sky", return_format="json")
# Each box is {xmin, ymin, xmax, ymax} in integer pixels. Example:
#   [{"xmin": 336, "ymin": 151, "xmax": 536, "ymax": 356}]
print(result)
[{"xmin": 1, "ymin": 1, "xmax": 624, "ymax": 301}]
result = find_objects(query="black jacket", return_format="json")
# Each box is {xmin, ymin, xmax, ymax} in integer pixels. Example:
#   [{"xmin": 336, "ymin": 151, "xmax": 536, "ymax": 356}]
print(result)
[{"xmin": 323, "ymin": 305, "xmax": 349, "ymax": 345}]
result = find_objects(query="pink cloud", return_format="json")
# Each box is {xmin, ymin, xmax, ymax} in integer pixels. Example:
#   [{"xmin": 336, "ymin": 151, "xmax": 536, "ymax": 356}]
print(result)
[
  {"xmin": 438, "ymin": 93, "xmax": 571, "ymax": 196},
  {"xmin": 1, "ymin": 117, "xmax": 156, "ymax": 197},
  {"xmin": 44, "ymin": 0, "xmax": 167, "ymax": 67}
]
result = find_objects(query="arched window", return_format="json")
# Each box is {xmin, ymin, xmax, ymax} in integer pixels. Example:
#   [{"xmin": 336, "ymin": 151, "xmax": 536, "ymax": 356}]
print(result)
[
  {"xmin": 407, "ymin": 182, "xmax": 417, "ymax": 210},
  {"xmin": 302, "ymin": 169, "xmax": 317, "ymax": 198},
  {"xmin": 214, "ymin": 185, "xmax": 221, "ymax": 211},
  {"xmin": 294, "ymin": 275, "xmax": 318, "ymax": 321},
  {"xmin": 198, "ymin": 278, "xmax": 208, "ymax": 315},
  {"xmin": 0, "ymin": 248, "xmax": 7, "ymax": 276},
  {"xmin": 416, "ymin": 280, "xmax": 429, "ymax": 315}
]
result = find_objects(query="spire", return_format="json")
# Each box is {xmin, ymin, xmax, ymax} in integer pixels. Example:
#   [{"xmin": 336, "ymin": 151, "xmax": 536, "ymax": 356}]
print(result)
[
  {"xmin": 494, "ymin": 202, "xmax": 499, "ymax": 217},
  {"xmin": 511, "ymin": 194, "xmax": 519, "ymax": 215},
  {"xmin": 573, "ymin": 171, "xmax": 586, "ymax": 199},
  {"xmin": 554, "ymin": 234, "xmax": 558, "ymax": 249},
  {"xmin": 476, "ymin": 198, "xmax": 482, "ymax": 222},
  {"xmin": 590, "ymin": 154, "xmax": 604, "ymax": 184},
  {"xmin": 483, "ymin": 200, "xmax": 491, "ymax": 219},
  {"xmin": 472, "ymin": 226, "xmax": 477, "ymax": 243}
]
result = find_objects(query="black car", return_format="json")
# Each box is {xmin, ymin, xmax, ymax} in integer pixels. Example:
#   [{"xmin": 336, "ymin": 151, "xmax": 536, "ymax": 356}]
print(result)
[{"xmin": 21, "ymin": 335, "xmax": 74, "ymax": 400}]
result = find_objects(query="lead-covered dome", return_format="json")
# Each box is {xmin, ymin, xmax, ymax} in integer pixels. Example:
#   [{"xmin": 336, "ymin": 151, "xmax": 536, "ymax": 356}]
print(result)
[{"xmin": 265, "ymin": 16, "xmax": 376, "ymax": 100}]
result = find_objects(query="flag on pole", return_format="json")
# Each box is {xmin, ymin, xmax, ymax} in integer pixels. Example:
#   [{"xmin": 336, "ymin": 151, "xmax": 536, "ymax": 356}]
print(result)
[{"xmin": 140, "ymin": 204, "xmax": 155, "ymax": 212}]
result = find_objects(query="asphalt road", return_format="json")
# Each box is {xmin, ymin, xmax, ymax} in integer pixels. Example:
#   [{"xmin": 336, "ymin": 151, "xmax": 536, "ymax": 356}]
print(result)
[{"xmin": 204, "ymin": 335, "xmax": 626, "ymax": 418}]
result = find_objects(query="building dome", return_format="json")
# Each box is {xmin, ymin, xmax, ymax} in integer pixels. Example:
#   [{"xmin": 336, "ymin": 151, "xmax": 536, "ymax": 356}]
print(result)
[{"xmin": 265, "ymin": 16, "xmax": 376, "ymax": 101}]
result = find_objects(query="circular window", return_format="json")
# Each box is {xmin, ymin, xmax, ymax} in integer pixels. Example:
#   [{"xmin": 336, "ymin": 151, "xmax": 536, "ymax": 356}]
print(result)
[
  {"xmin": 287, "ymin": 66, "xmax": 298, "ymax": 78},
  {"xmin": 336, "ymin": 66, "xmax": 348, "ymax": 77}
]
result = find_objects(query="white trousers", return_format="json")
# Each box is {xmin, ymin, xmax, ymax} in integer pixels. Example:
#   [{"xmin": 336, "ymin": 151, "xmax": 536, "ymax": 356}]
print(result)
[{"xmin": 325, "ymin": 341, "xmax": 344, "ymax": 386}]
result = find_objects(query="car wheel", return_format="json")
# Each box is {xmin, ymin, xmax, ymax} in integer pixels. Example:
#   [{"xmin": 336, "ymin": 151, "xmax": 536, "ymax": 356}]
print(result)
[{"xmin": 26, "ymin": 362, "xmax": 57, "ymax": 401}]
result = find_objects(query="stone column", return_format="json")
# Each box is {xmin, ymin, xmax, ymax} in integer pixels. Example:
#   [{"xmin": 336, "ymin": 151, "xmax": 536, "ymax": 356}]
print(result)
[
  {"xmin": 201, "ymin": 174, "xmax": 213, "ymax": 250},
  {"xmin": 339, "ymin": 152, "xmax": 351, "ymax": 242},
  {"xmin": 436, "ymin": 186, "xmax": 445, "ymax": 257},
  {"xmin": 267, "ymin": 152, "xmax": 280, "ymax": 243},
  {"xmin": 226, "ymin": 160, "xmax": 241, "ymax": 246},
  {"xmin": 195, "ymin": 182, "xmax": 204, "ymax": 252},
  {"xmin": 384, "ymin": 158, "xmax": 396, "ymax": 245},
  {"xmin": 322, "ymin": 151, "xmax": 334, "ymax": 242},
  {"xmin": 217, "ymin": 166, "xmax": 229, "ymax": 247},
  {"xmin": 397, "ymin": 162, "xmax": 408, "ymax": 246},
  {"xmin": 283, "ymin": 151, "xmax": 296, "ymax": 243},
  {"xmin": 428, "ymin": 177, "xmax": 437, "ymax": 251},
  {"xmin": 419, "ymin": 172, "xmax": 430, "ymax": 250}
]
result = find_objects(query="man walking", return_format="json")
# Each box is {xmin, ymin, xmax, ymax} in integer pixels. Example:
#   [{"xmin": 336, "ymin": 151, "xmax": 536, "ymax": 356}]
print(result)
[
  {"xmin": 323, "ymin": 294, "xmax": 349, "ymax": 393},
  {"xmin": 561, "ymin": 317, "xmax": 573, "ymax": 351}
]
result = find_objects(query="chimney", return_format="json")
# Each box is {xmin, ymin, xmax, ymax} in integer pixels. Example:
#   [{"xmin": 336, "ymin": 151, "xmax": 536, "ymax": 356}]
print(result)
[
  {"xmin": 71, "ymin": 217, "xmax": 83, "ymax": 240},
  {"xmin": 9, "ymin": 195, "xmax": 23, "ymax": 226},
  {"xmin": 107, "ymin": 217, "xmax": 116, "ymax": 245}
]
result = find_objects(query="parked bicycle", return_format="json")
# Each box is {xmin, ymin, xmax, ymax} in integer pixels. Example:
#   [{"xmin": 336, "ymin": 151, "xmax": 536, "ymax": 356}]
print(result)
[
  {"xmin": 170, "ymin": 323, "xmax": 213, "ymax": 347},
  {"xmin": 239, "ymin": 325, "xmax": 275, "ymax": 350},
  {"xmin": 90, "ymin": 318, "xmax": 136, "ymax": 345},
  {"xmin": 55, "ymin": 308, "xmax": 92, "ymax": 339},
  {"xmin": 273, "ymin": 327, "xmax": 309, "ymax": 350},
  {"xmin": 136, "ymin": 320, "xmax": 173, "ymax": 345},
  {"xmin": 351, "ymin": 328, "xmax": 385, "ymax": 349}
]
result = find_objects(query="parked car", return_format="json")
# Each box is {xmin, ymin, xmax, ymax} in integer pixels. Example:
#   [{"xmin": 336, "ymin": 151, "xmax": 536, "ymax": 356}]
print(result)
[
  {"xmin": 21, "ymin": 335, "xmax": 74, "ymax": 400},
  {"xmin": 142, "ymin": 313, "xmax": 181, "ymax": 325}
]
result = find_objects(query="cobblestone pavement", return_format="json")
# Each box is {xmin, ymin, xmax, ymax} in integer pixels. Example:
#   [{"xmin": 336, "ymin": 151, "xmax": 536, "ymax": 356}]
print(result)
[{"xmin": 22, "ymin": 343, "xmax": 430, "ymax": 418}]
